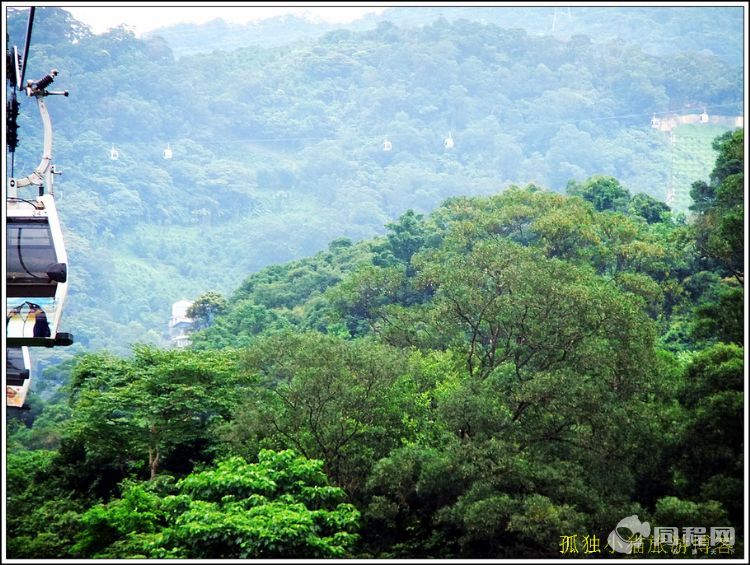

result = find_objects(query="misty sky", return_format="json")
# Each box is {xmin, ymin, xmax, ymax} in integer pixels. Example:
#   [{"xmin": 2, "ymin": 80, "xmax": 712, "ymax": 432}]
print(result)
[{"xmin": 61, "ymin": 5, "xmax": 389, "ymax": 36}]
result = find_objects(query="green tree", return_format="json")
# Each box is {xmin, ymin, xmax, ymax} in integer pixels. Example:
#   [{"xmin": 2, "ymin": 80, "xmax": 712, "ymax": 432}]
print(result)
[
  {"xmin": 360, "ymin": 235, "xmax": 662, "ymax": 557},
  {"xmin": 67, "ymin": 347, "xmax": 245, "ymax": 482},
  {"xmin": 628, "ymin": 192, "xmax": 671, "ymax": 224},
  {"xmin": 669, "ymin": 344, "xmax": 743, "ymax": 526},
  {"xmin": 186, "ymin": 291, "xmax": 228, "ymax": 330},
  {"xmin": 412, "ymin": 237, "xmax": 655, "ymax": 383},
  {"xmin": 690, "ymin": 129, "xmax": 744, "ymax": 283},
  {"xmin": 73, "ymin": 450, "xmax": 360, "ymax": 558},
  {"xmin": 5, "ymin": 450, "xmax": 87, "ymax": 559},
  {"xmin": 567, "ymin": 175, "xmax": 631, "ymax": 213},
  {"xmin": 225, "ymin": 332, "xmax": 415, "ymax": 495},
  {"xmin": 691, "ymin": 283, "xmax": 743, "ymax": 345},
  {"xmin": 374, "ymin": 209, "xmax": 430, "ymax": 266}
]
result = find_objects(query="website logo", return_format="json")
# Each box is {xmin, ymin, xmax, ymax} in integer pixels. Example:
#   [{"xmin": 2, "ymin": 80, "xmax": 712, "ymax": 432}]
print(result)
[{"xmin": 607, "ymin": 514, "xmax": 651, "ymax": 554}]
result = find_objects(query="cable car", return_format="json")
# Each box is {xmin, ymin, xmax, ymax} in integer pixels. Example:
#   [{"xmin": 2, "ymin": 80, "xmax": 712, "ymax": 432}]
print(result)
[
  {"xmin": 444, "ymin": 132, "xmax": 455, "ymax": 149},
  {"xmin": 382, "ymin": 138, "xmax": 392, "ymax": 152},
  {"xmin": 163, "ymin": 143, "xmax": 173, "ymax": 159},
  {"xmin": 650, "ymin": 114, "xmax": 660, "ymax": 129},
  {"xmin": 6, "ymin": 68, "xmax": 73, "ymax": 348},
  {"xmin": 6, "ymin": 194, "xmax": 73, "ymax": 347},
  {"xmin": 700, "ymin": 109, "xmax": 709, "ymax": 123},
  {"xmin": 6, "ymin": 347, "xmax": 32, "ymax": 408},
  {"xmin": 110, "ymin": 144, "xmax": 119, "ymax": 160},
  {"xmin": 6, "ymin": 347, "xmax": 30, "ymax": 386}
]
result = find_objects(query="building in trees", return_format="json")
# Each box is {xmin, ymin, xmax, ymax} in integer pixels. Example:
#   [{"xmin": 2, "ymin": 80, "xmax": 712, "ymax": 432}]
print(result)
[{"xmin": 168, "ymin": 300, "xmax": 194, "ymax": 348}]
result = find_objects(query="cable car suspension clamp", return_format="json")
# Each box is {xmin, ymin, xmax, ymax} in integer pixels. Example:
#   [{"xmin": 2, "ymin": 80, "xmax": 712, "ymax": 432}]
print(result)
[{"xmin": 9, "ymin": 69, "xmax": 68, "ymax": 198}]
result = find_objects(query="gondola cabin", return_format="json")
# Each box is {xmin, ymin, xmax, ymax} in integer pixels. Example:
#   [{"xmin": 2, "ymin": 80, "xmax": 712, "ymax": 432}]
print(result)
[
  {"xmin": 6, "ymin": 194, "xmax": 73, "ymax": 347},
  {"xmin": 6, "ymin": 347, "xmax": 31, "ymax": 408}
]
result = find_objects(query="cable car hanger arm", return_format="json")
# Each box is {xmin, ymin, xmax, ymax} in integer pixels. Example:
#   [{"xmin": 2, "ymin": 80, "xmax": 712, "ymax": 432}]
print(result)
[{"xmin": 9, "ymin": 70, "xmax": 68, "ymax": 194}]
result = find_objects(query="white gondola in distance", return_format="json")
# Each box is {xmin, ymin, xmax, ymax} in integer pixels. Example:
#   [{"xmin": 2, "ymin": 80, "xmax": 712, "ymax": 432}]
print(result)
[
  {"xmin": 110, "ymin": 144, "xmax": 119, "ymax": 160},
  {"xmin": 382, "ymin": 138, "xmax": 392, "ymax": 152},
  {"xmin": 650, "ymin": 114, "xmax": 660, "ymax": 129},
  {"xmin": 700, "ymin": 109, "xmax": 709, "ymax": 123},
  {"xmin": 444, "ymin": 132, "xmax": 454, "ymax": 149},
  {"xmin": 163, "ymin": 143, "xmax": 173, "ymax": 159}
]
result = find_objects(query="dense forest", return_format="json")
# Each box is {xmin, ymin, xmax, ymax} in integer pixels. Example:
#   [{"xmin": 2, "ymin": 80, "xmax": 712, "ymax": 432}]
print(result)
[
  {"xmin": 4, "ymin": 6, "xmax": 742, "ymax": 361},
  {"xmin": 4, "ymin": 5, "xmax": 746, "ymax": 560},
  {"xmin": 6, "ymin": 128, "xmax": 744, "ymax": 558},
  {"xmin": 148, "ymin": 6, "xmax": 745, "ymax": 66}
]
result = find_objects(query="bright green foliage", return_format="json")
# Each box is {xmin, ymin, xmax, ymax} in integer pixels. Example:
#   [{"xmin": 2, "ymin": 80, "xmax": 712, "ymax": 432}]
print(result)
[
  {"xmin": 5, "ymin": 450, "xmax": 87, "ymax": 559},
  {"xmin": 72, "ymin": 481, "xmax": 171, "ymax": 558},
  {"xmin": 73, "ymin": 450, "xmax": 360, "ymax": 558}
]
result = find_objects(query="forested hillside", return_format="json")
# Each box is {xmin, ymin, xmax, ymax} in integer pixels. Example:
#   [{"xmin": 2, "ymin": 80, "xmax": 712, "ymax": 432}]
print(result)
[
  {"xmin": 4, "ymin": 5, "xmax": 745, "ymax": 559},
  {"xmin": 5, "ymin": 6, "xmax": 741, "ymax": 361},
  {"xmin": 147, "ymin": 6, "xmax": 744, "ymax": 66},
  {"xmin": 6, "ymin": 128, "xmax": 744, "ymax": 558}
]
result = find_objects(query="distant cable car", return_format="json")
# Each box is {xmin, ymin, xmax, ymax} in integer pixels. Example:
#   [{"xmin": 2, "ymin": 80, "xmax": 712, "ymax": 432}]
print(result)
[
  {"xmin": 650, "ymin": 114, "xmax": 660, "ymax": 129},
  {"xmin": 444, "ymin": 132, "xmax": 454, "ymax": 149},
  {"xmin": 382, "ymin": 138, "xmax": 392, "ymax": 152},
  {"xmin": 700, "ymin": 109, "xmax": 709, "ymax": 123},
  {"xmin": 110, "ymin": 144, "xmax": 119, "ymax": 160},
  {"xmin": 6, "ymin": 347, "xmax": 32, "ymax": 408},
  {"xmin": 163, "ymin": 143, "xmax": 173, "ymax": 159}
]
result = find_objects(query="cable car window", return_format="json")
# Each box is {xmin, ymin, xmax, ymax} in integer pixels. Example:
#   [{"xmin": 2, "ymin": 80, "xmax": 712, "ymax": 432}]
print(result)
[
  {"xmin": 6, "ymin": 297, "xmax": 57, "ymax": 339},
  {"xmin": 6, "ymin": 218, "xmax": 60, "ymax": 283}
]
